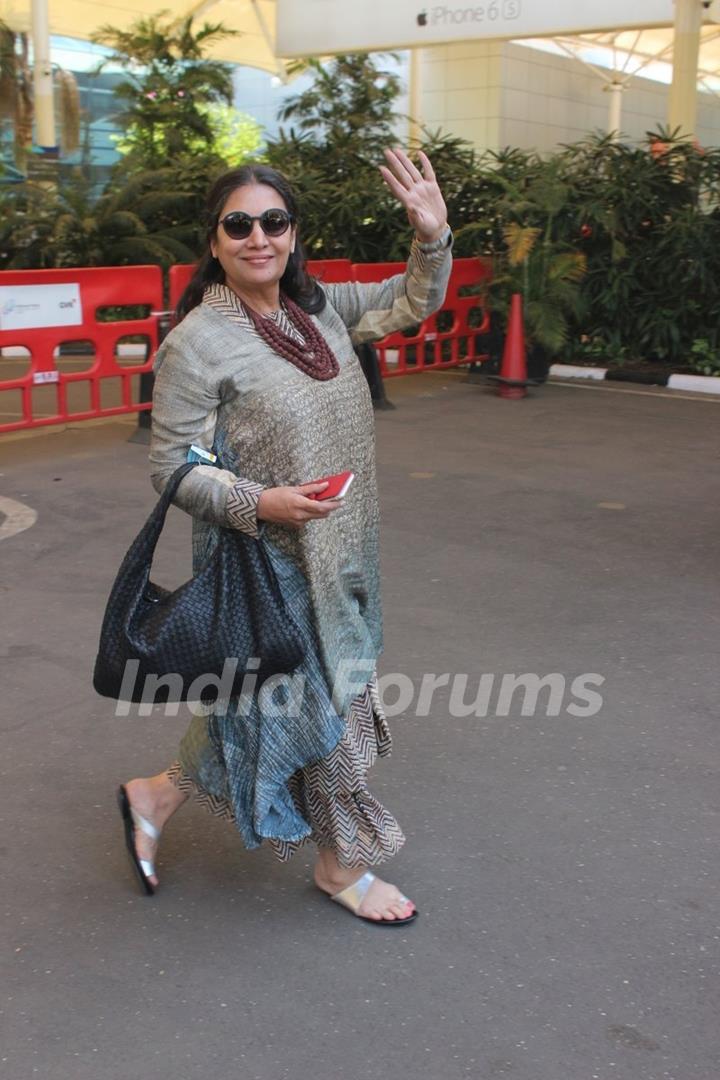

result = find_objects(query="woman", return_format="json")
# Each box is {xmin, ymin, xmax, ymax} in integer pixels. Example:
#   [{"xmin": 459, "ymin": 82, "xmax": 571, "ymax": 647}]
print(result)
[{"xmin": 118, "ymin": 147, "xmax": 452, "ymax": 925}]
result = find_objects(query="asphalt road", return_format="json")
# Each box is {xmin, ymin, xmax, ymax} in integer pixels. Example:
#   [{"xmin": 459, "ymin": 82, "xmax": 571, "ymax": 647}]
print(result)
[{"xmin": 1, "ymin": 373, "xmax": 719, "ymax": 1080}]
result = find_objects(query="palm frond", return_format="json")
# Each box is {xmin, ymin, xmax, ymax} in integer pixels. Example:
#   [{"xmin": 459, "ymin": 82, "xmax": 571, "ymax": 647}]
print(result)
[
  {"xmin": 104, "ymin": 236, "xmax": 175, "ymax": 265},
  {"xmin": 503, "ymin": 223, "xmax": 540, "ymax": 266},
  {"xmin": 104, "ymin": 210, "xmax": 148, "ymax": 236},
  {"xmin": 0, "ymin": 21, "xmax": 17, "ymax": 120},
  {"xmin": 547, "ymin": 251, "xmax": 587, "ymax": 283},
  {"xmin": 54, "ymin": 68, "xmax": 80, "ymax": 153},
  {"xmin": 146, "ymin": 233, "xmax": 197, "ymax": 261},
  {"xmin": 133, "ymin": 190, "xmax": 196, "ymax": 220},
  {"xmin": 525, "ymin": 299, "xmax": 568, "ymax": 353}
]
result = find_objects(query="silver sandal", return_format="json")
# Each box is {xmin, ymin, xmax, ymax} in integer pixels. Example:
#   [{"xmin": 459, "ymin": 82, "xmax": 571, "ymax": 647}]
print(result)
[
  {"xmin": 329, "ymin": 870, "xmax": 418, "ymax": 926},
  {"xmin": 117, "ymin": 785, "xmax": 161, "ymax": 896}
]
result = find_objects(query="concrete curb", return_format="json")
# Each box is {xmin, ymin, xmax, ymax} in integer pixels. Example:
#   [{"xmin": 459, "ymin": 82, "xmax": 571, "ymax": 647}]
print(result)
[{"xmin": 550, "ymin": 363, "xmax": 720, "ymax": 396}]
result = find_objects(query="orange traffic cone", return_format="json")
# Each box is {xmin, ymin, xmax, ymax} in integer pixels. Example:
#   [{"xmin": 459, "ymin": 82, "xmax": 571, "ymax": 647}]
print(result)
[{"xmin": 490, "ymin": 293, "xmax": 535, "ymax": 400}]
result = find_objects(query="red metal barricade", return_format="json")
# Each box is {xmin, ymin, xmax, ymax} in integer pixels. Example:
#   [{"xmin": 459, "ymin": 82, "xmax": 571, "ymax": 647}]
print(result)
[
  {"xmin": 307, "ymin": 259, "xmax": 354, "ymax": 283},
  {"xmin": 0, "ymin": 266, "xmax": 163, "ymax": 434},
  {"xmin": 168, "ymin": 263, "xmax": 196, "ymax": 314},
  {"xmin": 170, "ymin": 257, "xmax": 489, "ymax": 379},
  {"xmin": 0, "ymin": 256, "xmax": 491, "ymax": 434},
  {"xmin": 351, "ymin": 257, "xmax": 491, "ymax": 377},
  {"xmin": 352, "ymin": 262, "xmax": 406, "ymax": 282}
]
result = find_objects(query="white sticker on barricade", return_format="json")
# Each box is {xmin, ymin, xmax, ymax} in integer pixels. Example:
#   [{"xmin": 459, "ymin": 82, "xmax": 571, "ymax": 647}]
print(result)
[
  {"xmin": 32, "ymin": 370, "xmax": 60, "ymax": 385},
  {"xmin": 0, "ymin": 283, "xmax": 83, "ymax": 331}
]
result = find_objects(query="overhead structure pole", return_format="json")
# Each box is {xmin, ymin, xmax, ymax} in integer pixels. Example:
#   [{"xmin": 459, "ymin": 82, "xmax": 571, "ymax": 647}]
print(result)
[
  {"xmin": 31, "ymin": 0, "xmax": 57, "ymax": 152},
  {"xmin": 553, "ymin": 29, "xmax": 697, "ymax": 141},
  {"xmin": 667, "ymin": 0, "xmax": 703, "ymax": 137},
  {"xmin": 408, "ymin": 48, "xmax": 423, "ymax": 146},
  {"xmin": 606, "ymin": 81, "xmax": 624, "ymax": 136}
]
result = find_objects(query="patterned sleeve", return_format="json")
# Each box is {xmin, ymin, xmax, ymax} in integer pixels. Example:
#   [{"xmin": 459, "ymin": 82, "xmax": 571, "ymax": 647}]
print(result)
[
  {"xmin": 323, "ymin": 227, "xmax": 453, "ymax": 344},
  {"xmin": 149, "ymin": 334, "xmax": 265, "ymax": 537}
]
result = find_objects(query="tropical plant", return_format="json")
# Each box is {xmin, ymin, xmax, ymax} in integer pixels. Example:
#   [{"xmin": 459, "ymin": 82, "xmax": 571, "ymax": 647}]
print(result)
[
  {"xmin": 266, "ymin": 53, "xmax": 402, "ymax": 261},
  {"xmin": 1, "ymin": 18, "xmax": 80, "ymax": 169},
  {"xmin": 491, "ymin": 223, "xmax": 586, "ymax": 353},
  {"xmin": 267, "ymin": 54, "xmax": 499, "ymax": 262},
  {"xmin": 561, "ymin": 129, "xmax": 720, "ymax": 364},
  {"xmin": 688, "ymin": 339, "xmax": 720, "ymax": 377},
  {"xmin": 197, "ymin": 104, "xmax": 263, "ymax": 166},
  {"xmin": 0, "ymin": 21, "xmax": 32, "ymax": 168},
  {"xmin": 0, "ymin": 168, "xmax": 201, "ymax": 269},
  {"xmin": 1, "ymin": 11, "xmax": 258, "ymax": 271},
  {"xmin": 112, "ymin": 102, "xmax": 263, "ymax": 169},
  {"xmin": 91, "ymin": 12, "xmax": 237, "ymax": 172},
  {"xmin": 456, "ymin": 155, "xmax": 586, "ymax": 353},
  {"xmin": 278, "ymin": 53, "xmax": 402, "ymax": 146}
]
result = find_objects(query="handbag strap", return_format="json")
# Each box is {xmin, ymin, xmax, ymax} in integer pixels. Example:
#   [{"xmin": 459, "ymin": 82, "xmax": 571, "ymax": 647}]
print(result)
[
  {"xmin": 133, "ymin": 460, "xmax": 269, "ymax": 570},
  {"xmin": 157, "ymin": 460, "xmax": 199, "ymax": 512},
  {"xmin": 132, "ymin": 461, "xmax": 200, "ymax": 558}
]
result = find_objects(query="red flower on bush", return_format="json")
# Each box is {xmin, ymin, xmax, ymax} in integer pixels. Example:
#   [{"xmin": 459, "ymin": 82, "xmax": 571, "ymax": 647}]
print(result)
[{"xmin": 650, "ymin": 139, "xmax": 670, "ymax": 160}]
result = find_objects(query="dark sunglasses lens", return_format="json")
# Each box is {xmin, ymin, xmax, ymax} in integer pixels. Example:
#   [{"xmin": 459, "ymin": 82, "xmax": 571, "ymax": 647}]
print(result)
[
  {"xmin": 222, "ymin": 213, "xmax": 252, "ymax": 239},
  {"xmin": 261, "ymin": 210, "xmax": 291, "ymax": 235},
  {"xmin": 220, "ymin": 210, "xmax": 291, "ymax": 238}
]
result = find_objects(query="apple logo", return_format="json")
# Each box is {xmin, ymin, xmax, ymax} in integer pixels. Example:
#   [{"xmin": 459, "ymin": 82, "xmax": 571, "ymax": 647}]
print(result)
[{"xmin": 417, "ymin": 10, "xmax": 428, "ymax": 26}]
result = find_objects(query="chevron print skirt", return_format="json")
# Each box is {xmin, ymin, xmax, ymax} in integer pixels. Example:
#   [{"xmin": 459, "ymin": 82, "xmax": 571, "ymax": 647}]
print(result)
[{"xmin": 167, "ymin": 679, "xmax": 406, "ymax": 869}]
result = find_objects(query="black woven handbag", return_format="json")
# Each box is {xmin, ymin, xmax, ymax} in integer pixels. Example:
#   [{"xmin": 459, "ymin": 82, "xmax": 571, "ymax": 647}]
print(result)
[{"xmin": 93, "ymin": 462, "xmax": 305, "ymax": 704}]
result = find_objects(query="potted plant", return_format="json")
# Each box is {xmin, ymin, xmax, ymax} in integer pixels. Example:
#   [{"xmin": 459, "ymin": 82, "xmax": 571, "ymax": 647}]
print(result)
[
  {"xmin": 458, "ymin": 157, "xmax": 586, "ymax": 381},
  {"xmin": 486, "ymin": 221, "xmax": 586, "ymax": 380}
]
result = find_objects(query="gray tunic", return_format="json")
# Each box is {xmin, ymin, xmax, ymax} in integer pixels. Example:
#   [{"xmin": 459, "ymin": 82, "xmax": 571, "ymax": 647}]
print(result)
[{"xmin": 148, "ymin": 230, "xmax": 452, "ymax": 846}]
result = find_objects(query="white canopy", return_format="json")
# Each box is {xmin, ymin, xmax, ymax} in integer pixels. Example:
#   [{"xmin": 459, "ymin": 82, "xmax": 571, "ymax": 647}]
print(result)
[
  {"xmin": 4, "ymin": 0, "xmax": 720, "ymax": 89},
  {"xmin": 0, "ymin": 0, "xmax": 284, "ymax": 76},
  {"xmin": 532, "ymin": 25, "xmax": 720, "ymax": 93}
]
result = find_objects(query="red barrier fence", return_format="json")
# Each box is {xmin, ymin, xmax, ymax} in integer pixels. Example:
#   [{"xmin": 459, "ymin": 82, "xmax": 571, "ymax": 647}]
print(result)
[
  {"xmin": 169, "ymin": 257, "xmax": 491, "ymax": 377},
  {"xmin": 0, "ymin": 266, "xmax": 162, "ymax": 434},
  {"xmin": 308, "ymin": 259, "xmax": 355, "ymax": 284},
  {"xmin": 351, "ymin": 257, "xmax": 491, "ymax": 377},
  {"xmin": 167, "ymin": 263, "xmax": 195, "ymax": 313},
  {"xmin": 1, "ymin": 257, "xmax": 490, "ymax": 434}
]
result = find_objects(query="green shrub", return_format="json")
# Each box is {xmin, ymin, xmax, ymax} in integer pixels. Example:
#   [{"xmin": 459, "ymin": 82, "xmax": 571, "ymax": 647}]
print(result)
[{"xmin": 689, "ymin": 339, "xmax": 720, "ymax": 376}]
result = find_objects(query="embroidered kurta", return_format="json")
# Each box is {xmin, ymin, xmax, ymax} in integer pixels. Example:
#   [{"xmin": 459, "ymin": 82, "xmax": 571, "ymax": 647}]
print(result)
[{"xmin": 149, "ymin": 230, "xmax": 453, "ymax": 852}]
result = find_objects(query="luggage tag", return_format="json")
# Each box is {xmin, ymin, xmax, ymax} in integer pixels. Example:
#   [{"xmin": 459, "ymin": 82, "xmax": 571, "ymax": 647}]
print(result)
[
  {"xmin": 187, "ymin": 444, "xmax": 218, "ymax": 466},
  {"xmin": 185, "ymin": 443, "xmax": 269, "ymax": 539}
]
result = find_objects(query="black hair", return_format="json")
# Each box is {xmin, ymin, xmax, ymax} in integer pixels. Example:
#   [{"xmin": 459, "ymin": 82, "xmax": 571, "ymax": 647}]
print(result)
[{"xmin": 175, "ymin": 164, "xmax": 326, "ymax": 320}]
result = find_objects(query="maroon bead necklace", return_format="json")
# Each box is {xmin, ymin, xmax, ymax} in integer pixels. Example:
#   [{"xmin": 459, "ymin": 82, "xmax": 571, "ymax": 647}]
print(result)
[{"xmin": 242, "ymin": 293, "xmax": 340, "ymax": 382}]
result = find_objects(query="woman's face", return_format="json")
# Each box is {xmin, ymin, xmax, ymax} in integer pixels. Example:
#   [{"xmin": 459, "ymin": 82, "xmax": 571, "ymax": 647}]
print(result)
[{"xmin": 210, "ymin": 182, "xmax": 297, "ymax": 300}]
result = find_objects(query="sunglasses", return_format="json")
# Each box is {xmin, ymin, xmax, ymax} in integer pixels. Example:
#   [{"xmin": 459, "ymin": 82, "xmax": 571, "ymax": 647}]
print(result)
[{"xmin": 218, "ymin": 208, "xmax": 293, "ymax": 240}]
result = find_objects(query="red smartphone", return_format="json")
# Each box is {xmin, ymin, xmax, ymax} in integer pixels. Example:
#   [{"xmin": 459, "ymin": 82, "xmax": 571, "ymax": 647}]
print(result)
[{"xmin": 307, "ymin": 470, "xmax": 355, "ymax": 500}]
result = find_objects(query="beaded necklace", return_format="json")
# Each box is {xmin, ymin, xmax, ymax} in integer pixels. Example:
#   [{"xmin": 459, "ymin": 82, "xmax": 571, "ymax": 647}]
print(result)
[{"xmin": 242, "ymin": 293, "xmax": 340, "ymax": 382}]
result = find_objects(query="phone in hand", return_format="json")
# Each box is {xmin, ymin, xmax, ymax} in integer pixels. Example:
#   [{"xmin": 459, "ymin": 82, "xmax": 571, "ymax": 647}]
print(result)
[{"xmin": 307, "ymin": 470, "xmax": 355, "ymax": 501}]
